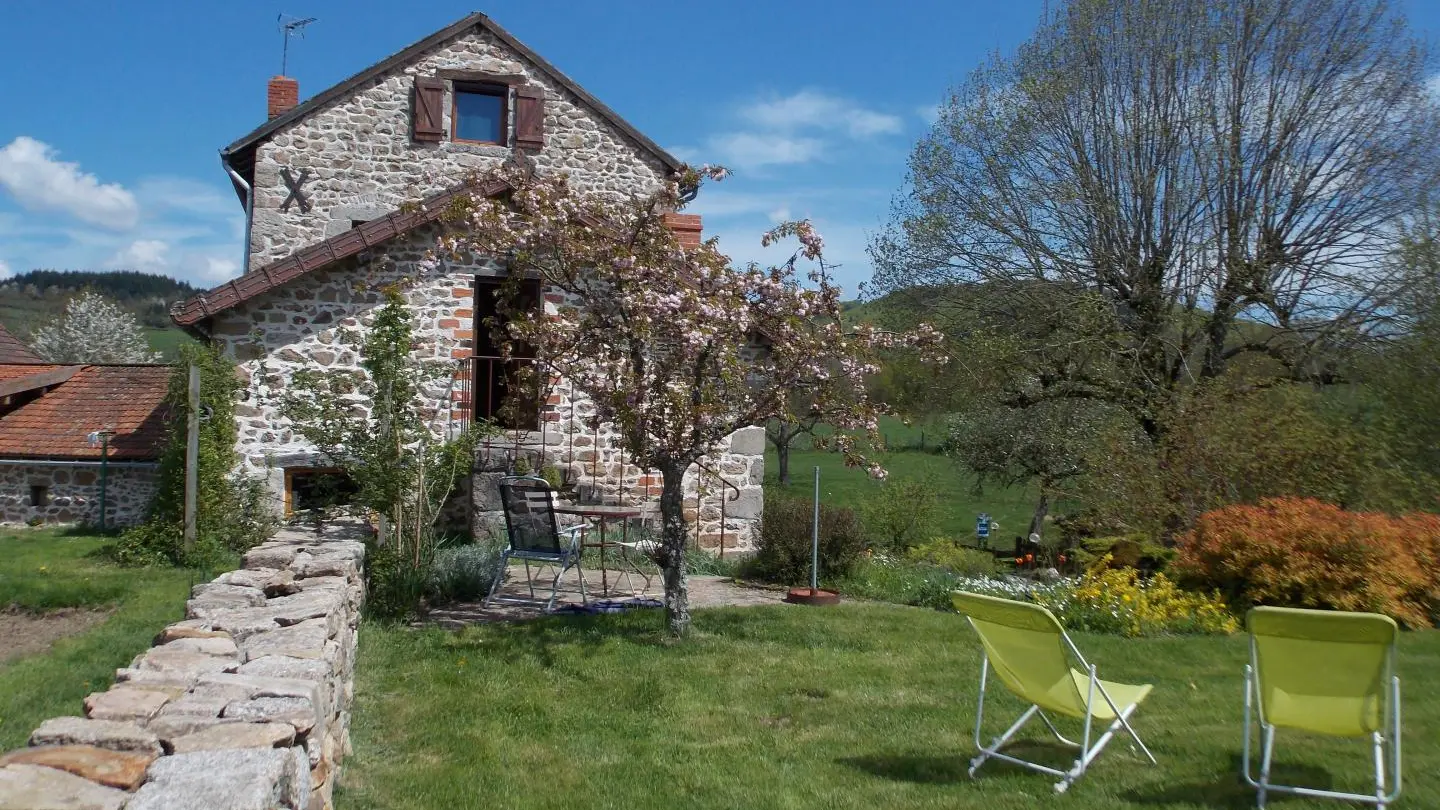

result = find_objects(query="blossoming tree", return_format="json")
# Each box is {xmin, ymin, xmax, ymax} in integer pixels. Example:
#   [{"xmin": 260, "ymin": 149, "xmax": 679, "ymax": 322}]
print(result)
[{"xmin": 449, "ymin": 166, "xmax": 941, "ymax": 636}]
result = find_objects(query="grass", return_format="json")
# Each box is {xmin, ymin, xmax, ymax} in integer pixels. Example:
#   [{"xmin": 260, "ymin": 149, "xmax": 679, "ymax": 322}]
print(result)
[
  {"xmin": 338, "ymin": 604, "xmax": 1440, "ymax": 810},
  {"xmin": 0, "ymin": 529, "xmax": 206, "ymax": 748},
  {"xmin": 766, "ymin": 417, "xmax": 1051, "ymax": 543},
  {"xmin": 144, "ymin": 326, "xmax": 197, "ymax": 361}
]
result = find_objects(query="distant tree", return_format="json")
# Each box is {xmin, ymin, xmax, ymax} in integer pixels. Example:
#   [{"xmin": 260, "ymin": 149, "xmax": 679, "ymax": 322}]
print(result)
[
  {"xmin": 766, "ymin": 410, "xmax": 820, "ymax": 487},
  {"xmin": 30, "ymin": 290, "xmax": 160, "ymax": 363},
  {"xmin": 872, "ymin": 0, "xmax": 1440, "ymax": 441},
  {"xmin": 1367, "ymin": 203, "xmax": 1440, "ymax": 476}
]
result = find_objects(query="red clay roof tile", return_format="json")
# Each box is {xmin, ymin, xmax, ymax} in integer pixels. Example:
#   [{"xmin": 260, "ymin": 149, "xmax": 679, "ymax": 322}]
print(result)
[
  {"xmin": 0, "ymin": 365, "xmax": 171, "ymax": 461},
  {"xmin": 0, "ymin": 324, "xmax": 44, "ymax": 364}
]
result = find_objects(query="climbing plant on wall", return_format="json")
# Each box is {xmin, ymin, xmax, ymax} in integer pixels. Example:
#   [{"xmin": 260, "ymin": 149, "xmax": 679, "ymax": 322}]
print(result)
[
  {"xmin": 113, "ymin": 343, "xmax": 275, "ymax": 568},
  {"xmin": 279, "ymin": 285, "xmax": 487, "ymax": 618}
]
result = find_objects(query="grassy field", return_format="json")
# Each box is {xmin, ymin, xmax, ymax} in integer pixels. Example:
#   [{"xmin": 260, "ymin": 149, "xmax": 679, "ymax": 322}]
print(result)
[
  {"xmin": 0, "ymin": 529, "xmax": 202, "ymax": 749},
  {"xmin": 143, "ymin": 327, "xmax": 197, "ymax": 361},
  {"xmin": 765, "ymin": 417, "xmax": 1051, "ymax": 544},
  {"xmin": 338, "ymin": 604, "xmax": 1440, "ymax": 810}
]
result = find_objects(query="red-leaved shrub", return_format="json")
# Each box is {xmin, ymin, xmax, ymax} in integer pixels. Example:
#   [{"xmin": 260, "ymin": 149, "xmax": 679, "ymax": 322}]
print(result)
[{"xmin": 1174, "ymin": 497, "xmax": 1440, "ymax": 628}]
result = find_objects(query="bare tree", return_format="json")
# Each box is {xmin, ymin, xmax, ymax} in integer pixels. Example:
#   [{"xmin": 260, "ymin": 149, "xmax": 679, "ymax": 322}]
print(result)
[{"xmin": 872, "ymin": 0, "xmax": 1439, "ymax": 439}]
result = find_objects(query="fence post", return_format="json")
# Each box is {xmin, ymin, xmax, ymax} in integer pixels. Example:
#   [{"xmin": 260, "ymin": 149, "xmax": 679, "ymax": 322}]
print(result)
[{"xmin": 184, "ymin": 364, "xmax": 200, "ymax": 553}]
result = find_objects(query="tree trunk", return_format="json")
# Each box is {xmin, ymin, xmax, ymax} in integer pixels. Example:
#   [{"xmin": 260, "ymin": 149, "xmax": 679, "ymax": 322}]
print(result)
[
  {"xmin": 1027, "ymin": 489, "xmax": 1049, "ymax": 542},
  {"xmin": 776, "ymin": 437, "xmax": 791, "ymax": 485},
  {"xmin": 657, "ymin": 460, "xmax": 691, "ymax": 637}
]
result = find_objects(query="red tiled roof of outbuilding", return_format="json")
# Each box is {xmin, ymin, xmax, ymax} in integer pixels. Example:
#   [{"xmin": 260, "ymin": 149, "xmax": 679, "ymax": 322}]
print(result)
[
  {"xmin": 0, "ymin": 324, "xmax": 44, "ymax": 364},
  {"xmin": 0, "ymin": 364, "xmax": 171, "ymax": 460}
]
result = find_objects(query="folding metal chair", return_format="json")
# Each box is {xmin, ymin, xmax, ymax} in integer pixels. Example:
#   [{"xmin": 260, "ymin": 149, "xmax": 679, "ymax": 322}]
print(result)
[
  {"xmin": 1243, "ymin": 607, "xmax": 1402, "ymax": 808},
  {"xmin": 484, "ymin": 476, "xmax": 586, "ymax": 612},
  {"xmin": 951, "ymin": 591, "xmax": 1157, "ymax": 793}
]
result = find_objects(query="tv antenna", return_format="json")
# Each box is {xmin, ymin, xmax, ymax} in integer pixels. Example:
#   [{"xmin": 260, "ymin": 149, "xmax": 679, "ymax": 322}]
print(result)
[{"xmin": 278, "ymin": 14, "xmax": 317, "ymax": 76}]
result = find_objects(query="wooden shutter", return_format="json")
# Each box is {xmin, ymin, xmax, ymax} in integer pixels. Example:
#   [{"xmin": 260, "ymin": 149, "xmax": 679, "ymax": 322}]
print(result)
[
  {"xmin": 514, "ymin": 85, "xmax": 545, "ymax": 150},
  {"xmin": 412, "ymin": 77, "xmax": 446, "ymax": 142}
]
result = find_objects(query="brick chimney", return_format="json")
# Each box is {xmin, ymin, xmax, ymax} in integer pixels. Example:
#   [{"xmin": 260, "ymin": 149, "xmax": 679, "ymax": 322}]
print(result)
[
  {"xmin": 662, "ymin": 213, "xmax": 703, "ymax": 249},
  {"xmin": 267, "ymin": 76, "xmax": 300, "ymax": 119}
]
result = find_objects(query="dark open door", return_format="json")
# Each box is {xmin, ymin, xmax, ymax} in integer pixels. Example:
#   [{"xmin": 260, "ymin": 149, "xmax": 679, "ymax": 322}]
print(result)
[{"xmin": 473, "ymin": 277, "xmax": 542, "ymax": 430}]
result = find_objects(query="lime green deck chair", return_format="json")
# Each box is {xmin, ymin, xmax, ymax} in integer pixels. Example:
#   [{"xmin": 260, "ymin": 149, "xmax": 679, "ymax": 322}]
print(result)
[
  {"xmin": 952, "ymin": 591, "xmax": 1157, "ymax": 793},
  {"xmin": 1243, "ymin": 607, "xmax": 1402, "ymax": 808}
]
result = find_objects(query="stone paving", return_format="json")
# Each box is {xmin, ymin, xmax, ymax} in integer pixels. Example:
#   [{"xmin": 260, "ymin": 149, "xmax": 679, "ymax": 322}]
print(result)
[{"xmin": 422, "ymin": 564, "xmax": 789, "ymax": 628}]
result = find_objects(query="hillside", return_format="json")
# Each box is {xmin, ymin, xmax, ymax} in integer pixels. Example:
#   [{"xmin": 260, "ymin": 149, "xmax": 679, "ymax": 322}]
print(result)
[{"xmin": 0, "ymin": 270, "xmax": 198, "ymax": 361}]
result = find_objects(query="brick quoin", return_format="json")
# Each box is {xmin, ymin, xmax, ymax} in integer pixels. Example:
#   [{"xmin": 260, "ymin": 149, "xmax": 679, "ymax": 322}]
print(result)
[
  {"xmin": 452, "ymin": 288, "xmax": 473, "ymax": 298},
  {"xmin": 662, "ymin": 213, "xmax": 703, "ymax": 249},
  {"xmin": 437, "ymin": 318, "xmax": 460, "ymax": 329}
]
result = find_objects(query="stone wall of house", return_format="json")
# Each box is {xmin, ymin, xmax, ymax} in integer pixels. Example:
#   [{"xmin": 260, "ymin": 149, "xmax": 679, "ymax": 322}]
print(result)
[
  {"xmin": 0, "ymin": 463, "xmax": 158, "ymax": 528},
  {"xmin": 247, "ymin": 23, "xmax": 669, "ymax": 269},
  {"xmin": 211, "ymin": 228, "xmax": 765, "ymax": 549},
  {"xmin": 0, "ymin": 522, "xmax": 365, "ymax": 810}
]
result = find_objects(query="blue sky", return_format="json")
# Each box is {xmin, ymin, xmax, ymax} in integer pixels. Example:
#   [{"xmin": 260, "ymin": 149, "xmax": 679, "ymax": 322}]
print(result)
[{"xmin": 2, "ymin": 1, "xmax": 1438, "ymax": 296}]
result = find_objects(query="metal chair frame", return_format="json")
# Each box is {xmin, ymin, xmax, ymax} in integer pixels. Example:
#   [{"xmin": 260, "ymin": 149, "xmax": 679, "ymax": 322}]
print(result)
[
  {"xmin": 484, "ymin": 476, "xmax": 587, "ymax": 612},
  {"xmin": 966, "ymin": 623, "xmax": 1157, "ymax": 793},
  {"xmin": 1242, "ymin": 630, "xmax": 1402, "ymax": 808}
]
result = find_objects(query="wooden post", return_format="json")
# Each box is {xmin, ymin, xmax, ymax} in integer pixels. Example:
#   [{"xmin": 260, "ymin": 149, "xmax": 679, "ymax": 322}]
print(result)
[{"xmin": 184, "ymin": 364, "xmax": 200, "ymax": 553}]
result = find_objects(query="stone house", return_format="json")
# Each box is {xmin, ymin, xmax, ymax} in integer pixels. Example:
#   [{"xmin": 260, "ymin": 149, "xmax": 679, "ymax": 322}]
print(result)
[
  {"xmin": 170, "ymin": 12, "xmax": 764, "ymax": 550},
  {"xmin": 0, "ymin": 356, "xmax": 170, "ymax": 527}
]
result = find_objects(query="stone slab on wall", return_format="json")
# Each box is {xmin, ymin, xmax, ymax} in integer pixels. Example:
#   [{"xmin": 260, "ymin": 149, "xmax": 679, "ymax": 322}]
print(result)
[
  {"xmin": 0, "ymin": 463, "xmax": 158, "ymax": 528},
  {"xmin": 0, "ymin": 523, "xmax": 366, "ymax": 810}
]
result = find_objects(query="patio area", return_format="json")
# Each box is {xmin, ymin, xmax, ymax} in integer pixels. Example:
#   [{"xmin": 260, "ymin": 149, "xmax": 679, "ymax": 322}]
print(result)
[{"xmin": 421, "ymin": 564, "xmax": 787, "ymax": 627}]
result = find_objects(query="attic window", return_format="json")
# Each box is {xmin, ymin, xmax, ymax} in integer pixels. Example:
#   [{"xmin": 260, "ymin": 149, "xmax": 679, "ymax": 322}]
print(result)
[{"xmin": 453, "ymin": 84, "xmax": 507, "ymax": 145}]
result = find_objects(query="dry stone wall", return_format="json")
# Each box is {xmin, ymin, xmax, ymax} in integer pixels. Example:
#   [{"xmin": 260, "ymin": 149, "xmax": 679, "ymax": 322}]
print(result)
[
  {"xmin": 0, "ymin": 463, "xmax": 157, "ymax": 527},
  {"xmin": 0, "ymin": 523, "xmax": 366, "ymax": 810}
]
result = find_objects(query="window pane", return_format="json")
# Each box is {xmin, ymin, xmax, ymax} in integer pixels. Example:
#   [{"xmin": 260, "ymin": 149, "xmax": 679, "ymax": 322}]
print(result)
[{"xmin": 455, "ymin": 90, "xmax": 503, "ymax": 143}]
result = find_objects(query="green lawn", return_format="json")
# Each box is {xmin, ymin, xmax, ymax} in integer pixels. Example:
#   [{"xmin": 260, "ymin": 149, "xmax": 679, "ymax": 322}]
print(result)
[
  {"xmin": 338, "ymin": 605, "xmax": 1440, "ymax": 810},
  {"xmin": 767, "ymin": 418, "xmax": 1050, "ymax": 543},
  {"xmin": 0, "ymin": 529, "xmax": 201, "ymax": 749}
]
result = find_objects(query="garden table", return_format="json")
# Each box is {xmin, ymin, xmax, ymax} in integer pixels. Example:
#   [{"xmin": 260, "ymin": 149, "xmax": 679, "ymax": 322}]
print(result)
[{"xmin": 553, "ymin": 503, "xmax": 650, "ymax": 596}]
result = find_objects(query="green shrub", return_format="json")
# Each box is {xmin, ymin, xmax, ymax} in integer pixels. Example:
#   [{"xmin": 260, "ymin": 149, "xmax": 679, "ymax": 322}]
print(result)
[
  {"xmin": 835, "ymin": 555, "xmax": 965, "ymax": 610},
  {"xmin": 905, "ymin": 538, "xmax": 996, "ymax": 576},
  {"xmin": 426, "ymin": 540, "xmax": 504, "ymax": 605},
  {"xmin": 111, "ymin": 345, "xmax": 276, "ymax": 567},
  {"xmin": 364, "ymin": 541, "xmax": 430, "ymax": 621},
  {"xmin": 747, "ymin": 494, "xmax": 866, "ymax": 584},
  {"xmin": 1073, "ymin": 533, "xmax": 1172, "ymax": 572},
  {"xmin": 859, "ymin": 479, "xmax": 940, "ymax": 552},
  {"xmin": 687, "ymin": 547, "xmax": 744, "ymax": 578}
]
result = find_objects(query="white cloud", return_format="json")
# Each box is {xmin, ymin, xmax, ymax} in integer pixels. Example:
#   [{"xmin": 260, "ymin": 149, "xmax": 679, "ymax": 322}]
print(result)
[
  {"xmin": 917, "ymin": 104, "xmax": 941, "ymax": 124},
  {"xmin": 683, "ymin": 90, "xmax": 905, "ymax": 173},
  {"xmin": 199, "ymin": 256, "xmax": 240, "ymax": 284},
  {"xmin": 741, "ymin": 91, "xmax": 903, "ymax": 138},
  {"xmin": 0, "ymin": 137, "xmax": 139, "ymax": 229},
  {"xmin": 707, "ymin": 133, "xmax": 825, "ymax": 170},
  {"xmin": 109, "ymin": 239, "xmax": 170, "ymax": 272},
  {"xmin": 0, "ymin": 258, "xmax": 10, "ymax": 279},
  {"xmin": 134, "ymin": 176, "xmax": 236, "ymax": 218},
  {"xmin": 1427, "ymin": 74, "xmax": 1440, "ymax": 101}
]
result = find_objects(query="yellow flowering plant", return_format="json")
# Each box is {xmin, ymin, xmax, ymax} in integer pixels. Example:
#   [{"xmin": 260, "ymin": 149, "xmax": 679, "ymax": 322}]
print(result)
[{"xmin": 1039, "ymin": 556, "xmax": 1238, "ymax": 637}]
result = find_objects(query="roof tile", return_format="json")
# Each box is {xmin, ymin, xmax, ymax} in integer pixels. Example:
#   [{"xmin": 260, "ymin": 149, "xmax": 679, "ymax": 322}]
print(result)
[
  {"xmin": 0, "ymin": 365, "xmax": 171, "ymax": 460},
  {"xmin": 0, "ymin": 324, "xmax": 44, "ymax": 364}
]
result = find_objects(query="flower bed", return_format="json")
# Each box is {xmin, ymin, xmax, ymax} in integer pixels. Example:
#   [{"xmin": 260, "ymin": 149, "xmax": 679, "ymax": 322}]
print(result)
[{"xmin": 838, "ymin": 553, "xmax": 1237, "ymax": 637}]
